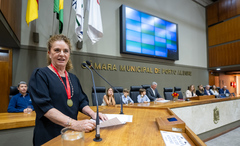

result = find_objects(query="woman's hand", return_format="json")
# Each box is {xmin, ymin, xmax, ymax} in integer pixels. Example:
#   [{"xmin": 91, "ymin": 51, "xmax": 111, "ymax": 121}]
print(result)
[
  {"xmin": 71, "ymin": 119, "xmax": 96, "ymax": 133},
  {"xmin": 91, "ymin": 112, "xmax": 108, "ymax": 121}
]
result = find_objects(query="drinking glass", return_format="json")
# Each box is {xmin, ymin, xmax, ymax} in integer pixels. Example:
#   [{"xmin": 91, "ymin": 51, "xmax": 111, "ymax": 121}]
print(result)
[
  {"xmin": 154, "ymin": 99, "xmax": 157, "ymax": 104},
  {"xmin": 182, "ymin": 92, "xmax": 186, "ymax": 101},
  {"xmin": 173, "ymin": 96, "xmax": 178, "ymax": 102},
  {"xmin": 27, "ymin": 106, "xmax": 32, "ymax": 114},
  {"xmin": 61, "ymin": 127, "xmax": 84, "ymax": 146},
  {"xmin": 125, "ymin": 99, "xmax": 129, "ymax": 105}
]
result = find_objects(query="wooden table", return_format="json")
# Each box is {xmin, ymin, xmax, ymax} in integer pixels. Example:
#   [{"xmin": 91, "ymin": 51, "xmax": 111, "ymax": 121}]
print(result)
[
  {"xmin": 43, "ymin": 107, "xmax": 206, "ymax": 146},
  {"xmin": 1, "ymin": 96, "xmax": 239, "ymax": 131},
  {"xmin": 0, "ymin": 112, "xmax": 36, "ymax": 130},
  {"xmin": 118, "ymin": 96, "xmax": 240, "ymax": 109},
  {"xmin": 2, "ymin": 96, "xmax": 239, "ymax": 145}
]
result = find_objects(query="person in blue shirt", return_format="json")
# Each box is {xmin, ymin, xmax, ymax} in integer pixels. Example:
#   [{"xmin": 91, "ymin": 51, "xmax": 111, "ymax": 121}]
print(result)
[
  {"xmin": 121, "ymin": 88, "xmax": 134, "ymax": 105},
  {"xmin": 219, "ymin": 86, "xmax": 231, "ymax": 97},
  {"xmin": 204, "ymin": 85, "xmax": 214, "ymax": 96},
  {"xmin": 219, "ymin": 86, "xmax": 230, "ymax": 94},
  {"xmin": 137, "ymin": 88, "xmax": 150, "ymax": 103},
  {"xmin": 7, "ymin": 81, "xmax": 34, "ymax": 113}
]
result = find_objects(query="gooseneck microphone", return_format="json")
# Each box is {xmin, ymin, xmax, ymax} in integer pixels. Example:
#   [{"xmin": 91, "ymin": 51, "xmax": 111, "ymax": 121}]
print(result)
[
  {"xmin": 86, "ymin": 60, "xmax": 124, "ymax": 114},
  {"xmin": 82, "ymin": 63, "xmax": 102, "ymax": 142}
]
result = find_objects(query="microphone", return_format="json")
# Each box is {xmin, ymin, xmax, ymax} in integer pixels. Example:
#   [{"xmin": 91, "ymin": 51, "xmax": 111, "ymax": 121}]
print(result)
[
  {"xmin": 82, "ymin": 63, "xmax": 102, "ymax": 142},
  {"xmin": 86, "ymin": 61, "xmax": 124, "ymax": 114}
]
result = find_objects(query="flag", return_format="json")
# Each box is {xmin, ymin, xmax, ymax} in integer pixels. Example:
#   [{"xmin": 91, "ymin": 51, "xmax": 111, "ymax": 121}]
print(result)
[
  {"xmin": 54, "ymin": 0, "xmax": 64, "ymax": 34},
  {"xmin": 72, "ymin": 0, "xmax": 84, "ymax": 42},
  {"xmin": 87, "ymin": 0, "xmax": 103, "ymax": 44},
  {"xmin": 26, "ymin": 0, "xmax": 39, "ymax": 26}
]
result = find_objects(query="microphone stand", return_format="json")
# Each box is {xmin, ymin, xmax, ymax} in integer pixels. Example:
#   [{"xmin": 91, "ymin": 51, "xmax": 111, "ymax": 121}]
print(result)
[
  {"xmin": 86, "ymin": 61, "xmax": 124, "ymax": 114},
  {"xmin": 82, "ymin": 63, "xmax": 102, "ymax": 142}
]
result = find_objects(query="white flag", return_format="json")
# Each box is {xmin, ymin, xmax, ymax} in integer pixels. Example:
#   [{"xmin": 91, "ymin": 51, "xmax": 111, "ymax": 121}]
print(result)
[
  {"xmin": 87, "ymin": 0, "xmax": 103, "ymax": 44},
  {"xmin": 72, "ymin": 0, "xmax": 84, "ymax": 42}
]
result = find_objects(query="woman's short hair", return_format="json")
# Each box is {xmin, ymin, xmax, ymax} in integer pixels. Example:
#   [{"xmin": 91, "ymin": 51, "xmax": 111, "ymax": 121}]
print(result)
[{"xmin": 47, "ymin": 34, "xmax": 73, "ymax": 71}]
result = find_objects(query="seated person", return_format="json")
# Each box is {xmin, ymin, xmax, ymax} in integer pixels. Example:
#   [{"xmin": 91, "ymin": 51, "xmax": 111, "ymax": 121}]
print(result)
[
  {"xmin": 219, "ymin": 86, "xmax": 230, "ymax": 97},
  {"xmin": 146, "ymin": 82, "xmax": 164, "ymax": 101},
  {"xmin": 186, "ymin": 84, "xmax": 197, "ymax": 97},
  {"xmin": 102, "ymin": 87, "xmax": 116, "ymax": 106},
  {"xmin": 7, "ymin": 81, "xmax": 34, "ymax": 113},
  {"xmin": 204, "ymin": 85, "xmax": 213, "ymax": 95},
  {"xmin": 210, "ymin": 85, "xmax": 219, "ymax": 97},
  {"xmin": 196, "ymin": 84, "xmax": 204, "ymax": 96},
  {"xmin": 137, "ymin": 88, "xmax": 150, "ymax": 103},
  {"xmin": 122, "ymin": 88, "xmax": 134, "ymax": 104}
]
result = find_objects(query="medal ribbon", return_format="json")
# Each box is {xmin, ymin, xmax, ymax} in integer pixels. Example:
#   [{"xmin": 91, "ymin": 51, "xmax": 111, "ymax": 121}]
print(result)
[{"xmin": 51, "ymin": 64, "xmax": 71, "ymax": 100}]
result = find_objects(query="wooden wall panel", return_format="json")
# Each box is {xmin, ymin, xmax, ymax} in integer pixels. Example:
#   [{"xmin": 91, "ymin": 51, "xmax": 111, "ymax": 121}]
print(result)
[
  {"xmin": 237, "ymin": 0, "xmax": 240, "ymax": 14},
  {"xmin": 228, "ymin": 0, "xmax": 237, "ymax": 19},
  {"xmin": 219, "ymin": 0, "xmax": 237, "ymax": 21},
  {"xmin": 207, "ymin": 0, "xmax": 240, "ymax": 26},
  {"xmin": 209, "ymin": 41, "xmax": 240, "ymax": 67},
  {"xmin": 209, "ymin": 72, "xmax": 216, "ymax": 86},
  {"xmin": 0, "ymin": 48, "xmax": 12, "ymax": 113},
  {"xmin": 218, "ymin": 0, "xmax": 229, "ymax": 21},
  {"xmin": 0, "ymin": 0, "xmax": 22, "ymax": 41},
  {"xmin": 208, "ymin": 16, "xmax": 240, "ymax": 46},
  {"xmin": 207, "ymin": 2, "xmax": 219, "ymax": 26}
]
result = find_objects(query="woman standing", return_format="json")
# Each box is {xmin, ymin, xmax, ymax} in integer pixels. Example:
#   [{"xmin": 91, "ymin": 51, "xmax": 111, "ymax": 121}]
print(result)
[{"xmin": 29, "ymin": 35, "xmax": 107, "ymax": 146}]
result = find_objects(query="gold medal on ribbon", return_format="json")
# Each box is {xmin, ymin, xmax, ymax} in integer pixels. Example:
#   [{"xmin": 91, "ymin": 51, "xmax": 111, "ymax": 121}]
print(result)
[{"xmin": 67, "ymin": 99, "xmax": 73, "ymax": 107}]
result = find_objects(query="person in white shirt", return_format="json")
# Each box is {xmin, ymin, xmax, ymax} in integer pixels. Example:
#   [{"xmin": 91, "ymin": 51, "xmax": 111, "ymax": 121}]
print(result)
[
  {"xmin": 185, "ymin": 84, "xmax": 197, "ymax": 98},
  {"xmin": 121, "ymin": 88, "xmax": 134, "ymax": 104},
  {"xmin": 210, "ymin": 85, "xmax": 219, "ymax": 96},
  {"xmin": 137, "ymin": 88, "xmax": 150, "ymax": 103},
  {"xmin": 102, "ymin": 88, "xmax": 116, "ymax": 106}
]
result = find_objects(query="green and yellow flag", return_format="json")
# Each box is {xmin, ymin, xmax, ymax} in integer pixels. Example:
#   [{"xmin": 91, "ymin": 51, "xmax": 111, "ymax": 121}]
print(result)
[{"xmin": 54, "ymin": 0, "xmax": 64, "ymax": 34}]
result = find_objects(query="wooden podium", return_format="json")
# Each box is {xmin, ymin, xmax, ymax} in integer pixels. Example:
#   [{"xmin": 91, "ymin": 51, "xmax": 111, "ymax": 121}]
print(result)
[
  {"xmin": 189, "ymin": 95, "xmax": 215, "ymax": 100},
  {"xmin": 156, "ymin": 115, "xmax": 185, "ymax": 133},
  {"xmin": 42, "ymin": 107, "xmax": 206, "ymax": 146}
]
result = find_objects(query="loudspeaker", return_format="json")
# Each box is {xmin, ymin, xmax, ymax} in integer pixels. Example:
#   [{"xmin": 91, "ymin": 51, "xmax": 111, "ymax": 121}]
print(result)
[
  {"xmin": 77, "ymin": 41, "xmax": 83, "ymax": 49},
  {"xmin": 33, "ymin": 32, "xmax": 39, "ymax": 43}
]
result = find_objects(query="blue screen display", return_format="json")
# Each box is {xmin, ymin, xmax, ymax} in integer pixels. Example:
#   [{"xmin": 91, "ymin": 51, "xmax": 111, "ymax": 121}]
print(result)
[{"xmin": 120, "ymin": 5, "xmax": 178, "ymax": 60}]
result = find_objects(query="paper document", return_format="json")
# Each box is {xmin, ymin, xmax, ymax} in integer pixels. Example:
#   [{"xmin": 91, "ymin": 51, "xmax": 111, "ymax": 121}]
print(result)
[
  {"xmin": 160, "ymin": 131, "xmax": 191, "ymax": 146},
  {"xmin": 100, "ymin": 117, "xmax": 124, "ymax": 128},
  {"xmin": 91, "ymin": 114, "xmax": 133, "ymax": 128},
  {"xmin": 105, "ymin": 114, "xmax": 133, "ymax": 122},
  {"xmin": 156, "ymin": 100, "xmax": 170, "ymax": 103}
]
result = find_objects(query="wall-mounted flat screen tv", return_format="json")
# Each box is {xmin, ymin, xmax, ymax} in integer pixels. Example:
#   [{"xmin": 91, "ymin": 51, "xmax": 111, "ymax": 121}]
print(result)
[{"xmin": 120, "ymin": 5, "xmax": 179, "ymax": 60}]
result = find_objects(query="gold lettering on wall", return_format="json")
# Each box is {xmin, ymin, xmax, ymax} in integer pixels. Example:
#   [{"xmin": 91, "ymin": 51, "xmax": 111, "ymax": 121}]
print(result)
[
  {"xmin": 119, "ymin": 65, "xmax": 125, "ymax": 71},
  {"xmin": 82, "ymin": 62, "xmax": 192, "ymax": 76}
]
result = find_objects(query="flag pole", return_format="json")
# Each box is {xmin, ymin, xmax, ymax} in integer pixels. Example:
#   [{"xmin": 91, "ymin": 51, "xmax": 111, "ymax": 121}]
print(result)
[
  {"xmin": 52, "ymin": 12, "xmax": 55, "ymax": 35},
  {"xmin": 67, "ymin": 0, "xmax": 73, "ymax": 38}
]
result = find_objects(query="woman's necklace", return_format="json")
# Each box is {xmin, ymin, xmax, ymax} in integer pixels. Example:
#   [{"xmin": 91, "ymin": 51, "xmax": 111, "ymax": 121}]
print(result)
[{"xmin": 51, "ymin": 64, "xmax": 74, "ymax": 107}]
